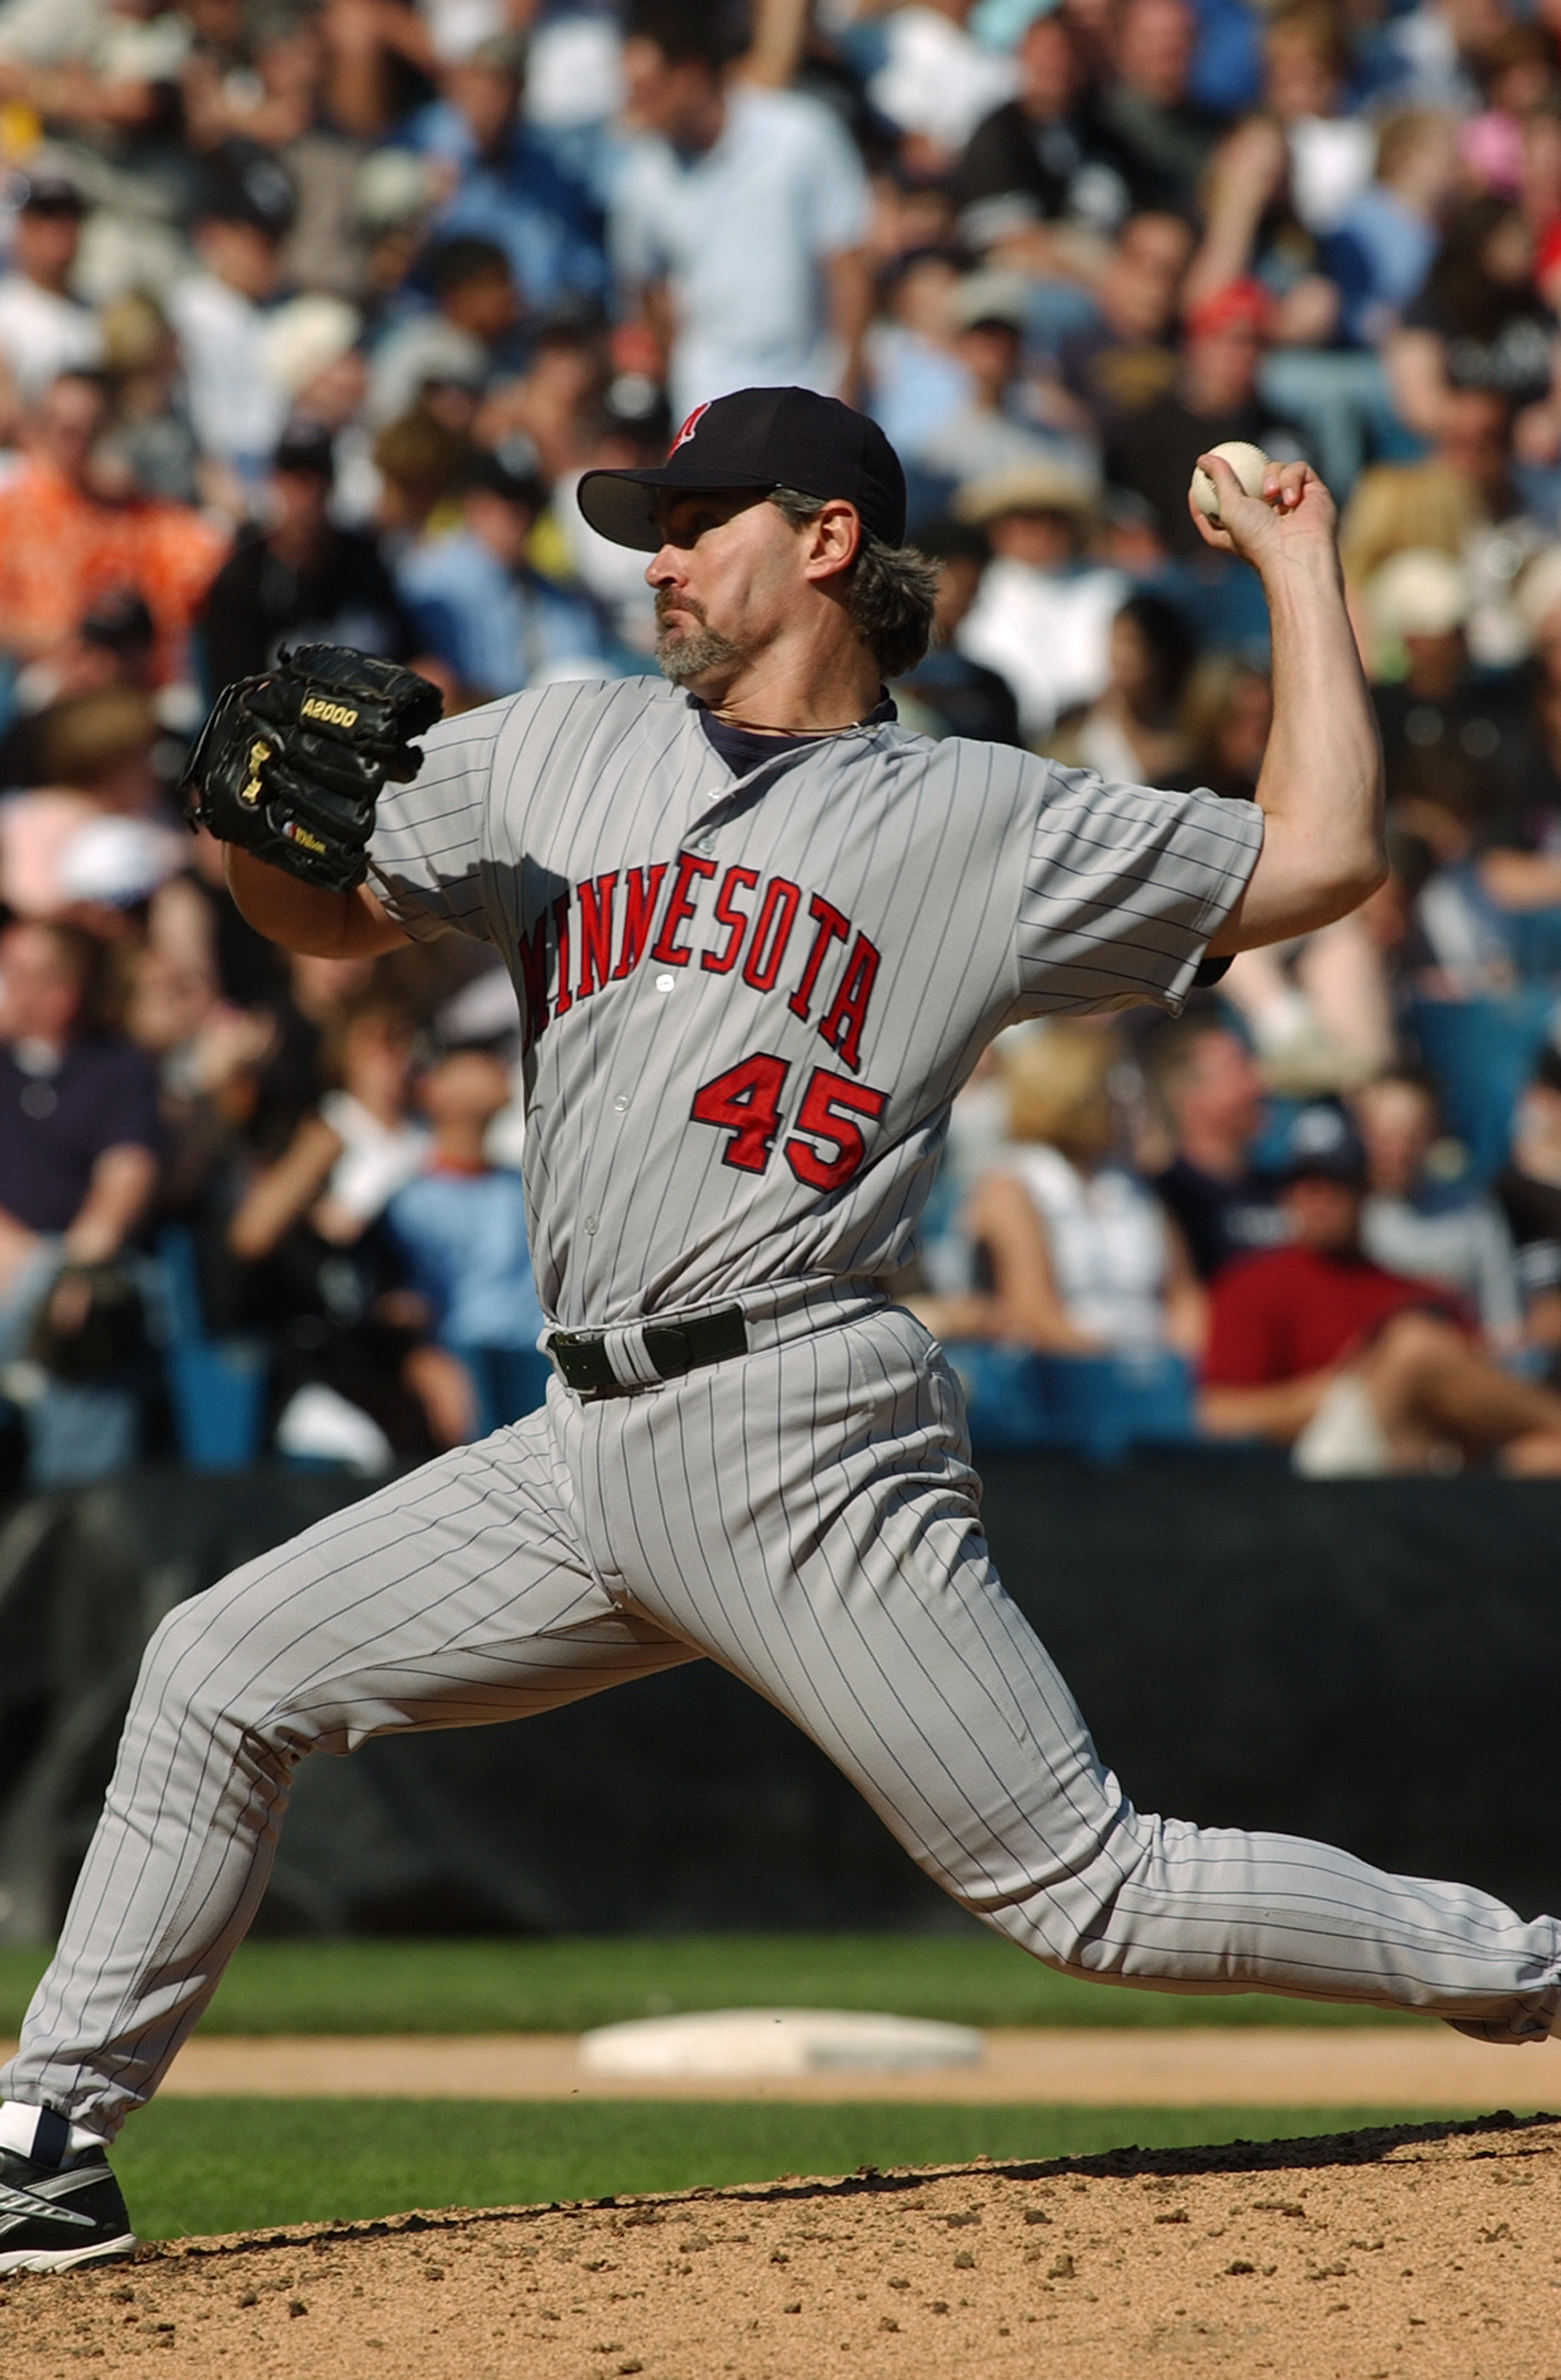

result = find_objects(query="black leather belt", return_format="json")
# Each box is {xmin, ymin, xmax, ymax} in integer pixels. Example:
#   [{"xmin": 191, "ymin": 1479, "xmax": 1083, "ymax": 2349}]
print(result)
[{"xmin": 549, "ymin": 1304, "xmax": 749, "ymax": 1397}]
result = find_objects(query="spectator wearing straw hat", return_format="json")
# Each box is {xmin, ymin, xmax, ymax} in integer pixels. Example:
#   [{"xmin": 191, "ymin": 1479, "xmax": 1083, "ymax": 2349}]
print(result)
[
  {"xmin": 1366, "ymin": 545, "xmax": 1524, "ymax": 806},
  {"xmin": 260, "ymin": 294, "xmax": 363, "ymax": 426},
  {"xmin": 260, "ymin": 294, "xmax": 376, "ymax": 525},
  {"xmin": 953, "ymin": 457, "xmax": 1125, "ymax": 738},
  {"xmin": 1379, "ymin": 545, "xmax": 1561, "ymax": 938},
  {"xmin": 95, "ymin": 293, "xmax": 200, "ymax": 509}
]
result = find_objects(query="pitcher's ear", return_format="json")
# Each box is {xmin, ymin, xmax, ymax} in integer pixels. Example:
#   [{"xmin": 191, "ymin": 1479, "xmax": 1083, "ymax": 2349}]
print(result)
[{"xmin": 801, "ymin": 499, "xmax": 862, "ymax": 581}]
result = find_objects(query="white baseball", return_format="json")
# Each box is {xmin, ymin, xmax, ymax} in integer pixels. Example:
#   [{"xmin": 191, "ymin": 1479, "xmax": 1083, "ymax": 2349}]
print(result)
[{"xmin": 1190, "ymin": 439, "xmax": 1274, "ymax": 525}]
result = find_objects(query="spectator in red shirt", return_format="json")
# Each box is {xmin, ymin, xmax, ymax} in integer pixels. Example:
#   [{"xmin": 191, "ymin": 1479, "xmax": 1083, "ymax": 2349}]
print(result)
[{"xmin": 1201, "ymin": 1103, "xmax": 1561, "ymax": 1475}]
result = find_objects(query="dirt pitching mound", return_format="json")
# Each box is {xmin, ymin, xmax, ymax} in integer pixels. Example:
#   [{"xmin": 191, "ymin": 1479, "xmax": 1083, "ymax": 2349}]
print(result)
[{"xmin": 5, "ymin": 2113, "xmax": 1560, "ymax": 2378}]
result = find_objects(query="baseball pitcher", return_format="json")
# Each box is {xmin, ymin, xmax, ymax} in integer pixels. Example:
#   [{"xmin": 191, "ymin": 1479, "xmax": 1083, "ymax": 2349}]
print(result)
[{"xmin": 3, "ymin": 388, "xmax": 1558, "ymax": 2271}]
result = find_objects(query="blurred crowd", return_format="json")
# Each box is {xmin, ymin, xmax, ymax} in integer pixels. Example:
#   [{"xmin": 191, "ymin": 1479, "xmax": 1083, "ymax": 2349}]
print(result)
[
  {"xmin": 912, "ymin": 1017, "xmax": 1561, "ymax": 1473},
  {"xmin": 9, "ymin": 0, "xmax": 1561, "ymax": 1483}
]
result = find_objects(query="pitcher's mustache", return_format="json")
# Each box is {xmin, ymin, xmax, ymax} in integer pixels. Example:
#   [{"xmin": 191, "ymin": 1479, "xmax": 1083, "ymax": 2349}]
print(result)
[{"xmin": 655, "ymin": 590, "xmax": 708, "ymax": 628}]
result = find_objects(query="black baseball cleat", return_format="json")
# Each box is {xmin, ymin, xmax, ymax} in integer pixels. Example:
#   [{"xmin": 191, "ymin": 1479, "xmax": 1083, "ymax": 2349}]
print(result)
[{"xmin": 0, "ymin": 2140, "xmax": 136, "ymax": 2274}]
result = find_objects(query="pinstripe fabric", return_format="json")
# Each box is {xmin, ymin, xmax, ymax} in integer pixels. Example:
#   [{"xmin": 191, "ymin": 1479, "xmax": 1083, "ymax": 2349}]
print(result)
[
  {"xmin": 6, "ymin": 680, "xmax": 1556, "ymax": 2141},
  {"xmin": 4, "ymin": 1410, "xmax": 701, "ymax": 2129},
  {"xmin": 5, "ymin": 1308, "xmax": 1557, "ymax": 2139},
  {"xmin": 568, "ymin": 1314, "xmax": 1559, "ymax": 2041},
  {"xmin": 366, "ymin": 681, "xmax": 1264, "ymax": 1328}
]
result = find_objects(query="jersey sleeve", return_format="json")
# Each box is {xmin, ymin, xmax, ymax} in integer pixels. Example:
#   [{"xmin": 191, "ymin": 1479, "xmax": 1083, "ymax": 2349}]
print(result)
[
  {"xmin": 367, "ymin": 703, "xmax": 506, "ymax": 944},
  {"xmin": 1015, "ymin": 765, "xmax": 1264, "ymax": 1015}
]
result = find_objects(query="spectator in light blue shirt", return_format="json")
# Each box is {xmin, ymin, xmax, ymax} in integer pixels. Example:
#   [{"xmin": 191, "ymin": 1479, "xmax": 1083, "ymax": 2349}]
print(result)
[
  {"xmin": 387, "ymin": 1046, "xmax": 549, "ymax": 1440},
  {"xmin": 403, "ymin": 37, "xmax": 609, "ymax": 312},
  {"xmin": 611, "ymin": 1, "xmax": 872, "ymax": 423},
  {"xmin": 1324, "ymin": 108, "xmax": 1457, "ymax": 349},
  {"xmin": 396, "ymin": 447, "xmax": 606, "ymax": 700},
  {"xmin": 866, "ymin": 250, "xmax": 975, "ymax": 466}
]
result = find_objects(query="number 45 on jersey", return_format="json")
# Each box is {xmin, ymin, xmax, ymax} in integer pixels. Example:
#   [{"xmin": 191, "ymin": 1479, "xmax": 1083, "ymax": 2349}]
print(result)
[{"xmin": 691, "ymin": 1055, "xmax": 888, "ymax": 1191}]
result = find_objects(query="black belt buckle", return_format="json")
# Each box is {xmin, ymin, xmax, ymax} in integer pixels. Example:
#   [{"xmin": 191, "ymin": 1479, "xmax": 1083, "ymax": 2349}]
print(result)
[
  {"xmin": 549, "ymin": 1331, "xmax": 617, "ymax": 1394},
  {"xmin": 551, "ymin": 1304, "xmax": 748, "ymax": 1397}
]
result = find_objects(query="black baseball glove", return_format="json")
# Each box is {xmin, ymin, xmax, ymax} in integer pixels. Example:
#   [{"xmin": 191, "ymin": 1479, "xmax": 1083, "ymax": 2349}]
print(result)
[{"xmin": 179, "ymin": 644, "xmax": 444, "ymax": 893}]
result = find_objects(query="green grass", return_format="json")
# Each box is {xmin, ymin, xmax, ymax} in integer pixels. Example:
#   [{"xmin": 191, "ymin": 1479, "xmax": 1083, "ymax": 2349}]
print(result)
[
  {"xmin": 0, "ymin": 1936, "xmax": 1420, "ymax": 2038},
  {"xmin": 113, "ymin": 2098, "xmax": 1467, "ymax": 2241}
]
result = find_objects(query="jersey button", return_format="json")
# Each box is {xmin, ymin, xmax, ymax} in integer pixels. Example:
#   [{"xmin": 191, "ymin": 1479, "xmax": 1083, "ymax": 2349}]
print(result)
[
  {"xmin": 584, "ymin": 1215, "xmax": 598, "ymax": 1235},
  {"xmin": 613, "ymin": 1094, "xmax": 628, "ymax": 1112},
  {"xmin": 655, "ymin": 973, "xmax": 675, "ymax": 992}
]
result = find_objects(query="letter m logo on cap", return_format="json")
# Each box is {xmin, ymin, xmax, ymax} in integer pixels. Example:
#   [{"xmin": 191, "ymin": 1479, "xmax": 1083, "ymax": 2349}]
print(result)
[{"xmin": 669, "ymin": 402, "xmax": 711, "ymax": 456}]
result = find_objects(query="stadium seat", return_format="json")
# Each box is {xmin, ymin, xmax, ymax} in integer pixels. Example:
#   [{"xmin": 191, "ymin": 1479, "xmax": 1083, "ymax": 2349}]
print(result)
[
  {"xmin": 157, "ymin": 1228, "xmax": 269, "ymax": 1473},
  {"xmin": 946, "ymin": 1342, "xmax": 1197, "ymax": 1460}
]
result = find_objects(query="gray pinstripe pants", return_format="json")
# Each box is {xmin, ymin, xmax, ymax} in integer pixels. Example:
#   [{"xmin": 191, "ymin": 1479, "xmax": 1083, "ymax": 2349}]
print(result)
[{"xmin": 5, "ymin": 1297, "xmax": 1559, "ymax": 2136}]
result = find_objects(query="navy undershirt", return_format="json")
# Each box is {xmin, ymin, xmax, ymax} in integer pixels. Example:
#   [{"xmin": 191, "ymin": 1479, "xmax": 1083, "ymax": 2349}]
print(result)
[{"xmin": 696, "ymin": 693, "xmax": 896, "ymax": 779}]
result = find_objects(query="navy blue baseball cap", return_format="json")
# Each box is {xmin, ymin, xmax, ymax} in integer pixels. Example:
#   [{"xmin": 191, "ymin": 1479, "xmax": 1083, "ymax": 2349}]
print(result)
[
  {"xmin": 577, "ymin": 386, "xmax": 907, "ymax": 552},
  {"xmin": 1281, "ymin": 1103, "xmax": 1368, "ymax": 1185}
]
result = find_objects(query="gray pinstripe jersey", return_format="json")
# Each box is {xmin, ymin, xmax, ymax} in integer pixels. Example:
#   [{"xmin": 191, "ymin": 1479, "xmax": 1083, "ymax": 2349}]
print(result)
[
  {"xmin": 14, "ymin": 674, "xmax": 1561, "ymax": 2160},
  {"xmin": 369, "ymin": 677, "xmax": 1261, "ymax": 1331}
]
